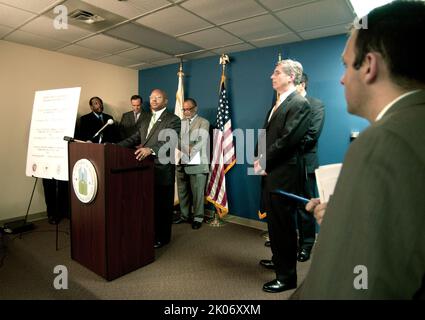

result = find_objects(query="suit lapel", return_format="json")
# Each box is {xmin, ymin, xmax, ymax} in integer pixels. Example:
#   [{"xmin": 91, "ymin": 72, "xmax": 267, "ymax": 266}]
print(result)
[
  {"xmin": 144, "ymin": 110, "xmax": 167, "ymax": 145},
  {"xmin": 266, "ymin": 91, "xmax": 296, "ymax": 128}
]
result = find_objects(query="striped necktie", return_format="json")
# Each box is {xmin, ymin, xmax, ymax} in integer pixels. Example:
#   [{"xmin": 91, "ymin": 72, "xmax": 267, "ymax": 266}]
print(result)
[{"xmin": 146, "ymin": 113, "xmax": 156, "ymax": 137}]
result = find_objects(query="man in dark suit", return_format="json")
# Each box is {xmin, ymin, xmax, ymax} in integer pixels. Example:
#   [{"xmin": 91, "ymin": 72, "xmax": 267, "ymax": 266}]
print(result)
[
  {"xmin": 175, "ymin": 98, "xmax": 210, "ymax": 230},
  {"xmin": 255, "ymin": 59, "xmax": 311, "ymax": 293},
  {"xmin": 295, "ymin": 73, "xmax": 325, "ymax": 262},
  {"xmin": 118, "ymin": 89, "xmax": 181, "ymax": 249},
  {"xmin": 298, "ymin": 1, "xmax": 425, "ymax": 299},
  {"xmin": 75, "ymin": 96, "xmax": 118, "ymax": 143},
  {"xmin": 118, "ymin": 95, "xmax": 145, "ymax": 140}
]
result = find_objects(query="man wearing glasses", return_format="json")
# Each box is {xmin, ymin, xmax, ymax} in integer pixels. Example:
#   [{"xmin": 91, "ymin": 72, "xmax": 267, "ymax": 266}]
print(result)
[
  {"xmin": 118, "ymin": 89, "xmax": 181, "ymax": 249},
  {"xmin": 174, "ymin": 98, "xmax": 210, "ymax": 230}
]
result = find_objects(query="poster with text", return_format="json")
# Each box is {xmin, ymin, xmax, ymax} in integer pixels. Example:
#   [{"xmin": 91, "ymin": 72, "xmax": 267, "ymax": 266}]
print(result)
[{"xmin": 26, "ymin": 87, "xmax": 81, "ymax": 180}]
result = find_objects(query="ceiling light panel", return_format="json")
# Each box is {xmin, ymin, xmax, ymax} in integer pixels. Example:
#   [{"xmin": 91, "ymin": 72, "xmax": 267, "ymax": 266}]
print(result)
[
  {"xmin": 118, "ymin": 46, "xmax": 171, "ymax": 61},
  {"xmin": 4, "ymin": 29, "xmax": 67, "ymax": 50},
  {"xmin": 57, "ymin": 44, "xmax": 107, "ymax": 59},
  {"xmin": 106, "ymin": 22, "xmax": 201, "ymax": 55},
  {"xmin": 178, "ymin": 27, "xmax": 242, "ymax": 49},
  {"xmin": 76, "ymin": 34, "xmax": 137, "ymax": 53}
]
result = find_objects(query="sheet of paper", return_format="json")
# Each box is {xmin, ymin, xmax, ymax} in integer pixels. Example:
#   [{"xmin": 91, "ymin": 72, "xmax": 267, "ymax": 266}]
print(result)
[
  {"xmin": 188, "ymin": 151, "xmax": 201, "ymax": 165},
  {"xmin": 315, "ymin": 163, "xmax": 342, "ymax": 203},
  {"xmin": 25, "ymin": 87, "xmax": 81, "ymax": 180}
]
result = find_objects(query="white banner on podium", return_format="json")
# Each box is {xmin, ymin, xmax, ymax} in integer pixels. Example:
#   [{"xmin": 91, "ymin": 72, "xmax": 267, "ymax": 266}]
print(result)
[{"xmin": 25, "ymin": 87, "xmax": 81, "ymax": 181}]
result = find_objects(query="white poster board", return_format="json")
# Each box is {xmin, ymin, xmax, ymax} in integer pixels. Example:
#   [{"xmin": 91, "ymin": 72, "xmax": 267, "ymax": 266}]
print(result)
[
  {"xmin": 25, "ymin": 87, "xmax": 81, "ymax": 181},
  {"xmin": 315, "ymin": 163, "xmax": 342, "ymax": 203}
]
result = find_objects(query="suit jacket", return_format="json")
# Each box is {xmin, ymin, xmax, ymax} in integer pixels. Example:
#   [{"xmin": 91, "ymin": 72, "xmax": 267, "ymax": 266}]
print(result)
[
  {"xmin": 118, "ymin": 110, "xmax": 145, "ymax": 140},
  {"xmin": 118, "ymin": 109, "xmax": 181, "ymax": 186},
  {"xmin": 76, "ymin": 112, "xmax": 118, "ymax": 143},
  {"xmin": 299, "ymin": 90, "xmax": 425, "ymax": 299},
  {"xmin": 303, "ymin": 96, "xmax": 325, "ymax": 173},
  {"xmin": 179, "ymin": 115, "xmax": 210, "ymax": 175},
  {"xmin": 260, "ymin": 91, "xmax": 311, "ymax": 207}
]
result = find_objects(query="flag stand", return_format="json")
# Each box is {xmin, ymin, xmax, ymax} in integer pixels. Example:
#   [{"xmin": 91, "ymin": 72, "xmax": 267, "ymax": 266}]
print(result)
[{"xmin": 209, "ymin": 209, "xmax": 226, "ymax": 227}]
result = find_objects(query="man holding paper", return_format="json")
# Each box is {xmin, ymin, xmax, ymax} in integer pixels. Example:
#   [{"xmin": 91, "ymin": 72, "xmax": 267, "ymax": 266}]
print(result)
[
  {"xmin": 175, "ymin": 98, "xmax": 210, "ymax": 230},
  {"xmin": 298, "ymin": 1, "xmax": 425, "ymax": 299}
]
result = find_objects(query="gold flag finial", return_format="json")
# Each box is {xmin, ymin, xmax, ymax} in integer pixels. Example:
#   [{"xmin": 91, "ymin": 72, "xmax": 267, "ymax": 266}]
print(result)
[
  {"xmin": 219, "ymin": 54, "xmax": 230, "ymax": 84},
  {"xmin": 177, "ymin": 60, "xmax": 184, "ymax": 77}
]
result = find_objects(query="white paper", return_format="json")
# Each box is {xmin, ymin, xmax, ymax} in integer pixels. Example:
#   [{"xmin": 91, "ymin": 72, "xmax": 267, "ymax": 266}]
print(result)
[
  {"xmin": 315, "ymin": 163, "xmax": 342, "ymax": 203},
  {"xmin": 188, "ymin": 151, "xmax": 201, "ymax": 165},
  {"xmin": 25, "ymin": 87, "xmax": 81, "ymax": 180}
]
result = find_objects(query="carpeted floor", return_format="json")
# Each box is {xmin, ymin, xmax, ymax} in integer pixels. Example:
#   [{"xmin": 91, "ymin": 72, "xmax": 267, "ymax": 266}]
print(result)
[{"xmin": 0, "ymin": 219, "xmax": 312, "ymax": 300}]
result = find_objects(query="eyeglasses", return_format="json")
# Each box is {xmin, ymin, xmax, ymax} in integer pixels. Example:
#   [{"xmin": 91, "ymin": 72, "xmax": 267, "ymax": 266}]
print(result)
[{"xmin": 182, "ymin": 106, "xmax": 196, "ymax": 112}]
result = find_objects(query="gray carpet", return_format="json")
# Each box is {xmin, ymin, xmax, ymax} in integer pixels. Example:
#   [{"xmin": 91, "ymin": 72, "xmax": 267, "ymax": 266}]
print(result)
[{"xmin": 0, "ymin": 219, "xmax": 311, "ymax": 300}]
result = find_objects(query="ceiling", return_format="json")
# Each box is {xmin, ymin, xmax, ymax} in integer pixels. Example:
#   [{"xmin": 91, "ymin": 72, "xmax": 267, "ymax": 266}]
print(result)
[{"xmin": 0, "ymin": 0, "xmax": 356, "ymax": 70}]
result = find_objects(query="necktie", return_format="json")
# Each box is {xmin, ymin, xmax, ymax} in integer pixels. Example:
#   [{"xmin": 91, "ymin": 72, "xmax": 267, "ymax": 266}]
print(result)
[
  {"xmin": 99, "ymin": 114, "xmax": 104, "ymax": 124},
  {"xmin": 134, "ymin": 112, "xmax": 139, "ymax": 122},
  {"xmin": 268, "ymin": 102, "xmax": 280, "ymax": 122},
  {"xmin": 146, "ymin": 113, "xmax": 156, "ymax": 137}
]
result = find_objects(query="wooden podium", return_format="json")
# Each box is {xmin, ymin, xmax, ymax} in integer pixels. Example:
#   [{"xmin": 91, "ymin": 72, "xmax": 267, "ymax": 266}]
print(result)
[{"xmin": 68, "ymin": 142, "xmax": 154, "ymax": 280}]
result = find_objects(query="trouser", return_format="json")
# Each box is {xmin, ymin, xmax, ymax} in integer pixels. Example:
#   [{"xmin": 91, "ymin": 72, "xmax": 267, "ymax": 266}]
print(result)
[
  {"xmin": 297, "ymin": 173, "xmax": 318, "ymax": 251},
  {"xmin": 154, "ymin": 184, "xmax": 174, "ymax": 244}
]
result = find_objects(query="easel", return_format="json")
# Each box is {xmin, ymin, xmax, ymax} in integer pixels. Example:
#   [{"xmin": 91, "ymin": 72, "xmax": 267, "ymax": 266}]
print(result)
[{"xmin": 42, "ymin": 177, "xmax": 69, "ymax": 251}]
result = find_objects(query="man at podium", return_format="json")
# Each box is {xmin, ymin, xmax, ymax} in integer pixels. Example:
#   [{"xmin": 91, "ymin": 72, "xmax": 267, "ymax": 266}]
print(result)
[{"xmin": 118, "ymin": 89, "xmax": 181, "ymax": 249}]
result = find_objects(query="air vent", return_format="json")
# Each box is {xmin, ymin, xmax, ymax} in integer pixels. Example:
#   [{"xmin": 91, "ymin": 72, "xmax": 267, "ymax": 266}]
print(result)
[{"xmin": 68, "ymin": 9, "xmax": 105, "ymax": 24}]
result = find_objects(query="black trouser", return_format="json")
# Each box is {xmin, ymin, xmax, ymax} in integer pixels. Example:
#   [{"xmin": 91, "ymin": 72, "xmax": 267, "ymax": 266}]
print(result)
[
  {"xmin": 154, "ymin": 183, "xmax": 174, "ymax": 245},
  {"xmin": 296, "ymin": 173, "xmax": 318, "ymax": 251},
  {"xmin": 42, "ymin": 179, "xmax": 70, "ymax": 221},
  {"xmin": 267, "ymin": 193, "xmax": 298, "ymax": 281}
]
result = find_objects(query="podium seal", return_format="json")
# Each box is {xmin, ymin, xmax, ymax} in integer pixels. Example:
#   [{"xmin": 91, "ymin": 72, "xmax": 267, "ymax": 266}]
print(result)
[{"xmin": 72, "ymin": 159, "xmax": 98, "ymax": 203}]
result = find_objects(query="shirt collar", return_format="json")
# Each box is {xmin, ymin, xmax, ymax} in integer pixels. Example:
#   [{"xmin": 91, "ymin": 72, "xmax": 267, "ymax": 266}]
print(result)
[
  {"xmin": 151, "ymin": 107, "xmax": 166, "ymax": 119},
  {"xmin": 278, "ymin": 87, "xmax": 297, "ymax": 105}
]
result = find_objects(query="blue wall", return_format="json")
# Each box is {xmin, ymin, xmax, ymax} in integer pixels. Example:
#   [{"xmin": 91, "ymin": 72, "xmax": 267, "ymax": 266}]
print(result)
[{"xmin": 139, "ymin": 34, "xmax": 369, "ymax": 221}]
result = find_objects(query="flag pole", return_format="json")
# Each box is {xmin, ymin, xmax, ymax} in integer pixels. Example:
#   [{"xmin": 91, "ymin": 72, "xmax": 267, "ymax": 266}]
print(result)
[{"xmin": 209, "ymin": 54, "xmax": 230, "ymax": 228}]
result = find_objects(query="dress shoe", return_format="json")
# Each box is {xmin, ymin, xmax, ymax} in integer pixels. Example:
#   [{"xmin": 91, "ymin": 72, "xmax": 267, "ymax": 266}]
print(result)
[
  {"xmin": 297, "ymin": 248, "xmax": 311, "ymax": 262},
  {"xmin": 264, "ymin": 240, "xmax": 271, "ymax": 247},
  {"xmin": 173, "ymin": 218, "xmax": 187, "ymax": 224},
  {"xmin": 154, "ymin": 241, "xmax": 163, "ymax": 249},
  {"xmin": 259, "ymin": 259, "xmax": 275, "ymax": 270},
  {"xmin": 192, "ymin": 221, "xmax": 202, "ymax": 230},
  {"xmin": 262, "ymin": 278, "xmax": 297, "ymax": 293}
]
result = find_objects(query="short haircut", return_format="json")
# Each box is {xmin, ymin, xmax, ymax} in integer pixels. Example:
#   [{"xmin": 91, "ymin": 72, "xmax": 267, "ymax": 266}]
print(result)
[
  {"xmin": 184, "ymin": 98, "xmax": 197, "ymax": 108},
  {"xmin": 353, "ymin": 1, "xmax": 425, "ymax": 88},
  {"xmin": 89, "ymin": 96, "xmax": 103, "ymax": 106},
  {"xmin": 131, "ymin": 95, "xmax": 143, "ymax": 103},
  {"xmin": 278, "ymin": 59, "xmax": 303, "ymax": 85},
  {"xmin": 151, "ymin": 89, "xmax": 168, "ymax": 101},
  {"xmin": 300, "ymin": 73, "xmax": 309, "ymax": 90}
]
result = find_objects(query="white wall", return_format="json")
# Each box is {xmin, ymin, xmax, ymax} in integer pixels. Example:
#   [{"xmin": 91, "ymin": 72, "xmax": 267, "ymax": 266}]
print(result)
[{"xmin": 0, "ymin": 40, "xmax": 138, "ymax": 221}]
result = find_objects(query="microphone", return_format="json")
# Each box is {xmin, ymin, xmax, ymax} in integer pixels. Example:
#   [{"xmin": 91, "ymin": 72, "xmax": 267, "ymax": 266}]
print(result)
[
  {"xmin": 93, "ymin": 119, "xmax": 114, "ymax": 139},
  {"xmin": 63, "ymin": 136, "xmax": 87, "ymax": 143}
]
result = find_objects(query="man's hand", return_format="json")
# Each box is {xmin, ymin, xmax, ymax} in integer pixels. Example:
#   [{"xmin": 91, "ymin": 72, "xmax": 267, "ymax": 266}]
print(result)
[
  {"xmin": 305, "ymin": 198, "xmax": 327, "ymax": 225},
  {"xmin": 135, "ymin": 147, "xmax": 152, "ymax": 161},
  {"xmin": 254, "ymin": 159, "xmax": 267, "ymax": 176}
]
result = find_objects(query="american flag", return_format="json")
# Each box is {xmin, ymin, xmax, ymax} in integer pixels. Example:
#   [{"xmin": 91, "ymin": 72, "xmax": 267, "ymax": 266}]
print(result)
[{"xmin": 205, "ymin": 77, "xmax": 236, "ymax": 217}]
